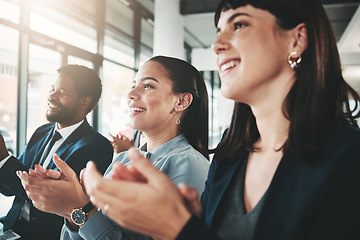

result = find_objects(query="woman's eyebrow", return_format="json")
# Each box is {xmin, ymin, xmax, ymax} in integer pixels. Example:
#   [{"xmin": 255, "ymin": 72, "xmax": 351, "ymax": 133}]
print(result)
[
  {"xmin": 140, "ymin": 77, "xmax": 159, "ymax": 83},
  {"xmin": 227, "ymin": 12, "xmax": 249, "ymax": 23}
]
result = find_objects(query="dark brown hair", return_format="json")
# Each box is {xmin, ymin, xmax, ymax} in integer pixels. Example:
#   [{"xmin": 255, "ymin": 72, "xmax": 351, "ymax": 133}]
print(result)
[
  {"xmin": 148, "ymin": 56, "xmax": 209, "ymax": 159},
  {"xmin": 213, "ymin": 0, "xmax": 360, "ymax": 161}
]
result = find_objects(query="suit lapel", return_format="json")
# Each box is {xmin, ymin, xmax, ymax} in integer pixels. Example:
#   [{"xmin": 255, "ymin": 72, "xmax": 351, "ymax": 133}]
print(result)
[
  {"xmin": 254, "ymin": 147, "xmax": 343, "ymax": 240},
  {"xmin": 47, "ymin": 120, "xmax": 91, "ymax": 169},
  {"xmin": 206, "ymin": 150, "xmax": 247, "ymax": 228}
]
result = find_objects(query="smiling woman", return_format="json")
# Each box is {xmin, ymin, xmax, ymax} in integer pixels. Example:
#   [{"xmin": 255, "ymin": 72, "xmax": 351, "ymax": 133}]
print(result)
[
  {"xmin": 79, "ymin": 0, "xmax": 360, "ymax": 240},
  {"xmin": 17, "ymin": 56, "xmax": 210, "ymax": 240}
]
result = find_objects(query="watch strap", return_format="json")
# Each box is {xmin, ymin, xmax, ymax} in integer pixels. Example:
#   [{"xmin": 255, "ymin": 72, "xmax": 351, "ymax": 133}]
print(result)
[{"xmin": 82, "ymin": 201, "xmax": 95, "ymax": 214}]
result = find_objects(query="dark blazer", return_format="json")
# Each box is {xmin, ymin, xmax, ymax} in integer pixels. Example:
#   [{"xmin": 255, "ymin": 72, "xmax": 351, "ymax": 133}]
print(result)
[
  {"xmin": 0, "ymin": 119, "xmax": 113, "ymax": 239},
  {"xmin": 177, "ymin": 122, "xmax": 360, "ymax": 240}
]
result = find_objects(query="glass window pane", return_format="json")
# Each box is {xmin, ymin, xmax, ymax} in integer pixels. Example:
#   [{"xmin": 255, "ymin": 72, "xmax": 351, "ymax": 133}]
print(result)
[
  {"xmin": 68, "ymin": 56, "xmax": 93, "ymax": 69},
  {"xmin": 203, "ymin": 71, "xmax": 232, "ymax": 148},
  {"xmin": 101, "ymin": 61, "xmax": 134, "ymax": 139},
  {"xmin": 0, "ymin": 24, "xmax": 18, "ymax": 219},
  {"xmin": 0, "ymin": 24, "xmax": 18, "ymax": 154},
  {"xmin": 140, "ymin": 46, "xmax": 153, "ymax": 67},
  {"xmin": 141, "ymin": 18, "xmax": 153, "ymax": 49},
  {"xmin": 104, "ymin": 29, "xmax": 135, "ymax": 68},
  {"xmin": 0, "ymin": 0, "xmax": 20, "ymax": 23},
  {"xmin": 30, "ymin": 2, "xmax": 97, "ymax": 53},
  {"xmin": 67, "ymin": 56, "xmax": 94, "ymax": 127},
  {"xmin": 28, "ymin": 44, "xmax": 61, "ymax": 142},
  {"xmin": 106, "ymin": 0, "xmax": 134, "ymax": 37},
  {"xmin": 60, "ymin": 0, "xmax": 97, "ymax": 17}
]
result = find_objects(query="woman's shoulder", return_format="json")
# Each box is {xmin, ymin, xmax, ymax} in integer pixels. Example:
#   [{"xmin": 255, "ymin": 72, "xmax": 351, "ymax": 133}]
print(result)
[{"xmin": 330, "ymin": 122, "xmax": 360, "ymax": 149}]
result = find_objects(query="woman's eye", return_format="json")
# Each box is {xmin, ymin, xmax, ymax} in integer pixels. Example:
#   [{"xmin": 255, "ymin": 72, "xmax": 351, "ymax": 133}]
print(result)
[
  {"xmin": 234, "ymin": 22, "xmax": 246, "ymax": 30},
  {"xmin": 144, "ymin": 84, "xmax": 153, "ymax": 89}
]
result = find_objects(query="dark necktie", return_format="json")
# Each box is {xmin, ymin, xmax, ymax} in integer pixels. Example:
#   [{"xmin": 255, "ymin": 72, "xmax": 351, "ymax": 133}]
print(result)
[{"xmin": 40, "ymin": 131, "xmax": 62, "ymax": 166}]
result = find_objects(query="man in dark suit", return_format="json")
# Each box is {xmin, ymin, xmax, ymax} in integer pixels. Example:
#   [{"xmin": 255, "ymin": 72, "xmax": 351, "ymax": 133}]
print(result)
[{"xmin": 0, "ymin": 65, "xmax": 113, "ymax": 240}]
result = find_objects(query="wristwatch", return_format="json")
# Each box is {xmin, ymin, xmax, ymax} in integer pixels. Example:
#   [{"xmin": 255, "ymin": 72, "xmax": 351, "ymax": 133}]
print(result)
[{"xmin": 70, "ymin": 201, "xmax": 95, "ymax": 226}]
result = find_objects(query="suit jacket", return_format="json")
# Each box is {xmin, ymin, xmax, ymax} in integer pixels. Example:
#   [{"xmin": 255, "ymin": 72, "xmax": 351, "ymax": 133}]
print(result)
[
  {"xmin": 177, "ymin": 122, "xmax": 360, "ymax": 240},
  {"xmin": 0, "ymin": 119, "xmax": 113, "ymax": 239}
]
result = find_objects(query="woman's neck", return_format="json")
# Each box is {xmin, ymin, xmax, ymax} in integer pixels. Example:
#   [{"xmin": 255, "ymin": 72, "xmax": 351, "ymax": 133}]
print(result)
[
  {"xmin": 143, "ymin": 126, "xmax": 181, "ymax": 151},
  {"xmin": 251, "ymin": 100, "xmax": 290, "ymax": 153}
]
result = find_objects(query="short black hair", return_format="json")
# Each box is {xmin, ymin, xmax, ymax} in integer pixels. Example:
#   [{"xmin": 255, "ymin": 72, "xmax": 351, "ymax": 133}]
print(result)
[{"xmin": 57, "ymin": 65, "xmax": 102, "ymax": 113}]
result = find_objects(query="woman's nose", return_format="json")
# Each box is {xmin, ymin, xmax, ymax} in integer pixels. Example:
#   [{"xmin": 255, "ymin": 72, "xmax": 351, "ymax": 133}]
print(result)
[
  {"xmin": 212, "ymin": 34, "xmax": 230, "ymax": 54},
  {"xmin": 127, "ymin": 87, "xmax": 139, "ymax": 101}
]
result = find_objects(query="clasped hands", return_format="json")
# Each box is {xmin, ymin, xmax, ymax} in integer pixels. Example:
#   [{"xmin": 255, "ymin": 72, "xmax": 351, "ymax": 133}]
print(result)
[
  {"xmin": 17, "ymin": 154, "xmax": 90, "ymax": 220},
  {"xmin": 18, "ymin": 148, "xmax": 202, "ymax": 240}
]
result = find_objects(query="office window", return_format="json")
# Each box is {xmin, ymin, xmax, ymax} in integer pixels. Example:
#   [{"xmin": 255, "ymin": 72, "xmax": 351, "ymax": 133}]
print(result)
[
  {"xmin": 0, "ymin": 24, "xmax": 18, "ymax": 219},
  {"xmin": 0, "ymin": 0, "xmax": 19, "ymax": 24},
  {"xmin": 106, "ymin": 0, "xmax": 134, "ymax": 37},
  {"xmin": 27, "ymin": 44, "xmax": 61, "ymax": 142},
  {"xmin": 101, "ymin": 60, "xmax": 134, "ymax": 139},
  {"xmin": 30, "ymin": 2, "xmax": 97, "ymax": 53},
  {"xmin": 0, "ymin": 24, "xmax": 18, "ymax": 154},
  {"xmin": 141, "ymin": 17, "xmax": 153, "ymax": 49},
  {"xmin": 67, "ymin": 56, "xmax": 94, "ymax": 127},
  {"xmin": 203, "ymin": 71, "xmax": 232, "ymax": 148},
  {"xmin": 139, "ymin": 46, "xmax": 153, "ymax": 67},
  {"xmin": 104, "ymin": 29, "xmax": 135, "ymax": 68}
]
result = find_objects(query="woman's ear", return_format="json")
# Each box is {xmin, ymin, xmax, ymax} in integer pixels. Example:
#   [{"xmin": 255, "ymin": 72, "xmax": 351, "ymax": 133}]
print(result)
[
  {"xmin": 174, "ymin": 93, "xmax": 193, "ymax": 112},
  {"xmin": 291, "ymin": 23, "xmax": 308, "ymax": 55}
]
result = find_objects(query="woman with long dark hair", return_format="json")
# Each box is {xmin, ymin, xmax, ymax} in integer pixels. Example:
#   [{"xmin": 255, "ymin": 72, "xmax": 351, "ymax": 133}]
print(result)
[{"xmin": 81, "ymin": 1, "xmax": 360, "ymax": 239}]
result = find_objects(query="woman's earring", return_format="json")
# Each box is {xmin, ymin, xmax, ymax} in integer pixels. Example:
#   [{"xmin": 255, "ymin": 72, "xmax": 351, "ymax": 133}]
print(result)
[
  {"xmin": 288, "ymin": 52, "xmax": 302, "ymax": 70},
  {"xmin": 176, "ymin": 112, "xmax": 181, "ymax": 125}
]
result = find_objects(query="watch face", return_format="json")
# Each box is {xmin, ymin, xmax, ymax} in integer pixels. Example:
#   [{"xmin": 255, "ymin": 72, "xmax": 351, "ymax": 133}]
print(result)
[{"xmin": 71, "ymin": 209, "xmax": 86, "ymax": 225}]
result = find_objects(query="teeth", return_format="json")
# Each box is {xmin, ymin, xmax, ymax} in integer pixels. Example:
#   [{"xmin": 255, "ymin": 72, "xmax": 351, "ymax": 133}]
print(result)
[
  {"xmin": 48, "ymin": 102, "xmax": 59, "ymax": 109},
  {"xmin": 220, "ymin": 60, "xmax": 238, "ymax": 72},
  {"xmin": 130, "ymin": 107, "xmax": 146, "ymax": 113}
]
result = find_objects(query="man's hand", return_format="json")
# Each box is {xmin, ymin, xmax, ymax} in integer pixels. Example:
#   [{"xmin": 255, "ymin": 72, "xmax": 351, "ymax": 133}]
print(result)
[{"xmin": 18, "ymin": 154, "xmax": 90, "ymax": 219}]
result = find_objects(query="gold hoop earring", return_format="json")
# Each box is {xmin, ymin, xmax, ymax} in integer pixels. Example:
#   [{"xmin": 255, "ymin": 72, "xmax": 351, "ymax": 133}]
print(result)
[
  {"xmin": 288, "ymin": 52, "xmax": 302, "ymax": 70},
  {"xmin": 176, "ymin": 112, "xmax": 180, "ymax": 125}
]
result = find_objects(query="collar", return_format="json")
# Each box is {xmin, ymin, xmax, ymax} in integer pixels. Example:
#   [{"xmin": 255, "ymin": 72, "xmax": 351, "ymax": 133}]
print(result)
[
  {"xmin": 139, "ymin": 134, "xmax": 188, "ymax": 161},
  {"xmin": 55, "ymin": 120, "xmax": 84, "ymax": 139}
]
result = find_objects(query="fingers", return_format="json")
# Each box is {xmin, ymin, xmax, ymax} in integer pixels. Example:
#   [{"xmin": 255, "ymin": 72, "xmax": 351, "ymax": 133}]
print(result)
[
  {"xmin": 178, "ymin": 183, "xmax": 202, "ymax": 218},
  {"xmin": 82, "ymin": 161, "xmax": 103, "ymax": 196},
  {"xmin": 17, "ymin": 171, "xmax": 43, "ymax": 200},
  {"xmin": 80, "ymin": 168, "xmax": 85, "ymax": 185},
  {"xmin": 84, "ymin": 161, "xmax": 137, "ymax": 198},
  {"xmin": 53, "ymin": 154, "xmax": 77, "ymax": 180},
  {"xmin": 46, "ymin": 169, "xmax": 62, "ymax": 179},
  {"xmin": 128, "ymin": 148, "xmax": 166, "ymax": 185},
  {"xmin": 34, "ymin": 164, "xmax": 47, "ymax": 178},
  {"xmin": 111, "ymin": 163, "xmax": 146, "ymax": 182},
  {"xmin": 28, "ymin": 169, "xmax": 40, "ymax": 178},
  {"xmin": 109, "ymin": 132, "xmax": 116, "ymax": 140}
]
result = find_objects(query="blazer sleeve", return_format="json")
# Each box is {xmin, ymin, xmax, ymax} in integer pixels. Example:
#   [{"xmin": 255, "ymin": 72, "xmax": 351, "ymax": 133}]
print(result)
[
  {"xmin": 306, "ymin": 143, "xmax": 360, "ymax": 240},
  {"xmin": 175, "ymin": 157, "xmax": 224, "ymax": 240},
  {"xmin": 0, "ymin": 156, "xmax": 28, "ymax": 198},
  {"xmin": 176, "ymin": 215, "xmax": 223, "ymax": 240}
]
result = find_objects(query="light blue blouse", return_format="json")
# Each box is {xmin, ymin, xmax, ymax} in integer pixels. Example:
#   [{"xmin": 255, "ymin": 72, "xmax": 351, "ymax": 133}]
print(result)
[{"xmin": 61, "ymin": 134, "xmax": 210, "ymax": 240}]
